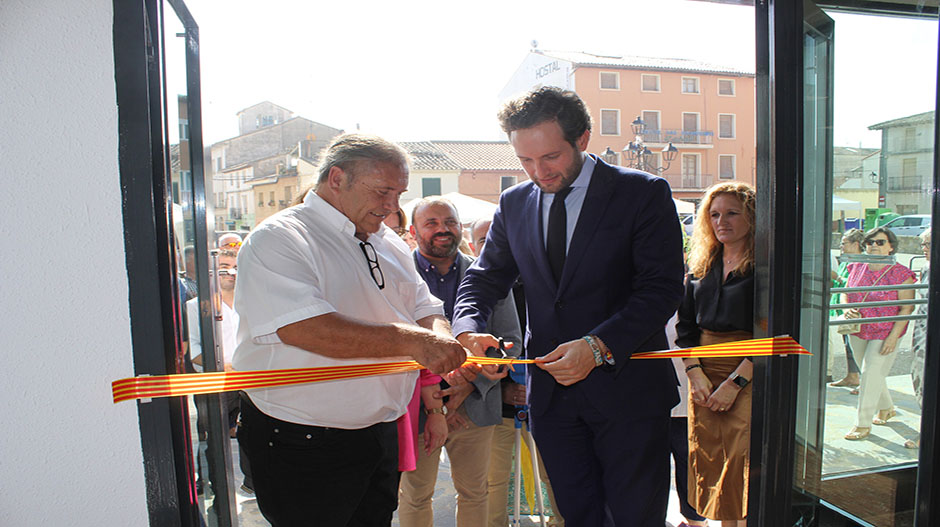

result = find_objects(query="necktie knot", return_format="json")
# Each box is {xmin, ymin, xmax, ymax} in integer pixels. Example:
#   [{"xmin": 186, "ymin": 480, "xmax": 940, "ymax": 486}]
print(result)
[{"xmin": 554, "ymin": 186, "xmax": 573, "ymax": 202}]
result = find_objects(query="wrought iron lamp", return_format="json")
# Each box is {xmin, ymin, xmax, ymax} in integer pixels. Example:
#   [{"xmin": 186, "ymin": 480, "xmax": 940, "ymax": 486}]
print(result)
[{"xmin": 622, "ymin": 116, "xmax": 678, "ymax": 174}]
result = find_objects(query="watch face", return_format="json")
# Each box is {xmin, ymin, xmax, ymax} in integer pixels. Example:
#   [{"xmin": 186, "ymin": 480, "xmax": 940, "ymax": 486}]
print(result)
[{"xmin": 733, "ymin": 375, "xmax": 749, "ymax": 388}]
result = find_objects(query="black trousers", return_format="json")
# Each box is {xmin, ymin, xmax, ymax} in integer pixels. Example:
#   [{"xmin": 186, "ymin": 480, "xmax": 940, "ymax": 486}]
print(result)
[
  {"xmin": 237, "ymin": 394, "xmax": 399, "ymax": 527},
  {"xmin": 669, "ymin": 417, "xmax": 707, "ymax": 522}
]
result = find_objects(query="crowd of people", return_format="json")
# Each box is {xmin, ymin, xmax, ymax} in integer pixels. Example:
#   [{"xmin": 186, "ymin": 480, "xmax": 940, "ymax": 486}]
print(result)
[{"xmin": 178, "ymin": 86, "xmax": 926, "ymax": 527}]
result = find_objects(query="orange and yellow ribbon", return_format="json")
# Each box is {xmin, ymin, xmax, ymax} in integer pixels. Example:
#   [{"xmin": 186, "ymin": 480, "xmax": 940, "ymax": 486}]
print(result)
[
  {"xmin": 631, "ymin": 335, "xmax": 809, "ymax": 359},
  {"xmin": 112, "ymin": 336, "xmax": 808, "ymax": 404}
]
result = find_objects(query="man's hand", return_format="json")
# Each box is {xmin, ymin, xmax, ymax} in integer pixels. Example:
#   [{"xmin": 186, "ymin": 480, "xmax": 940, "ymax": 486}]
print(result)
[
  {"xmin": 456, "ymin": 332, "xmax": 510, "ymax": 381},
  {"xmin": 534, "ymin": 338, "xmax": 597, "ymax": 386},
  {"xmin": 423, "ymin": 413, "xmax": 447, "ymax": 454},
  {"xmin": 457, "ymin": 332, "xmax": 501, "ymax": 356},
  {"xmin": 408, "ymin": 331, "xmax": 467, "ymax": 375},
  {"xmin": 434, "ymin": 383, "xmax": 473, "ymax": 414},
  {"xmin": 446, "ymin": 411, "xmax": 470, "ymax": 433},
  {"xmin": 502, "ymin": 382, "xmax": 526, "ymax": 406}
]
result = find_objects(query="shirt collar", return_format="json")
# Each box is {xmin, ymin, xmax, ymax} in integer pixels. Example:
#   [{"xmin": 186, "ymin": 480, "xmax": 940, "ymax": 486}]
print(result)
[
  {"xmin": 414, "ymin": 250, "xmax": 457, "ymax": 275},
  {"xmin": 570, "ymin": 154, "xmax": 595, "ymax": 189},
  {"xmin": 544, "ymin": 154, "xmax": 595, "ymax": 196},
  {"xmin": 302, "ymin": 189, "xmax": 364, "ymax": 239}
]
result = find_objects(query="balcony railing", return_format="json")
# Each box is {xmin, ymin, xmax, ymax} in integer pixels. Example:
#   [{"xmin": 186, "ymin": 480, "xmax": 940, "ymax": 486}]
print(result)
[
  {"xmin": 641, "ymin": 129, "xmax": 714, "ymax": 145},
  {"xmin": 663, "ymin": 173, "xmax": 715, "ymax": 189},
  {"xmin": 887, "ymin": 175, "xmax": 926, "ymax": 191}
]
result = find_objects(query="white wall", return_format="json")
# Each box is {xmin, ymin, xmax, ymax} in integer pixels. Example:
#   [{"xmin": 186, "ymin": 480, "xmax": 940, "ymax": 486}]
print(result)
[{"xmin": 0, "ymin": 0, "xmax": 149, "ymax": 524}]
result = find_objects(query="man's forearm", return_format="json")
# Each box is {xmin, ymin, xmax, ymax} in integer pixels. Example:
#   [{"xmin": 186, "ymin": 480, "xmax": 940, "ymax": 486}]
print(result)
[
  {"xmin": 277, "ymin": 312, "xmax": 432, "ymax": 359},
  {"xmin": 418, "ymin": 314, "xmax": 453, "ymax": 337}
]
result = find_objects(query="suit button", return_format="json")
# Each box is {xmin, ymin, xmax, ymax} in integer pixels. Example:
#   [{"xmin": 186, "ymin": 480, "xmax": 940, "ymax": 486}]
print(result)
[{"xmin": 555, "ymin": 301, "xmax": 563, "ymax": 310}]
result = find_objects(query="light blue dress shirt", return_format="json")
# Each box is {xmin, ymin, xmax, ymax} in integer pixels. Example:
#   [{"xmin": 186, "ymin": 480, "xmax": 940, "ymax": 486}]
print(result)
[{"xmin": 541, "ymin": 154, "xmax": 596, "ymax": 254}]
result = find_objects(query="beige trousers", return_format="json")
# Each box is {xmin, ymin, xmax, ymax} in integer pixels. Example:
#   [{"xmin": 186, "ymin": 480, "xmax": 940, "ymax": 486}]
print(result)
[
  {"xmin": 399, "ymin": 413, "xmax": 495, "ymax": 527},
  {"xmin": 486, "ymin": 417, "xmax": 564, "ymax": 527},
  {"xmin": 849, "ymin": 336, "xmax": 897, "ymax": 426}
]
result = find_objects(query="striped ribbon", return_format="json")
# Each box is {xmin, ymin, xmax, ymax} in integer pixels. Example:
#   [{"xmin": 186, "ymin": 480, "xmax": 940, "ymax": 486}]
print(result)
[
  {"xmin": 631, "ymin": 335, "xmax": 809, "ymax": 359},
  {"xmin": 112, "ymin": 336, "xmax": 808, "ymax": 404}
]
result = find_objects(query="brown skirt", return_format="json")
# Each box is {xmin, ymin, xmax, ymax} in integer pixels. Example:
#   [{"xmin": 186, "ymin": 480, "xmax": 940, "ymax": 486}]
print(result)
[{"xmin": 688, "ymin": 329, "xmax": 752, "ymax": 521}]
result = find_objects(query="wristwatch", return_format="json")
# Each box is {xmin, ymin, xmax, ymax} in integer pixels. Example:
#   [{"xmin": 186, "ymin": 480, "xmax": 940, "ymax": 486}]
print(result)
[
  {"xmin": 729, "ymin": 372, "xmax": 750, "ymax": 389},
  {"xmin": 425, "ymin": 406, "xmax": 447, "ymax": 416}
]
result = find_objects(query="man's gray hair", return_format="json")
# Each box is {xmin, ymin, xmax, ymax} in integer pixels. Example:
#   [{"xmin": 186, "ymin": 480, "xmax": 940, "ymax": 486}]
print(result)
[{"xmin": 316, "ymin": 133, "xmax": 410, "ymax": 185}]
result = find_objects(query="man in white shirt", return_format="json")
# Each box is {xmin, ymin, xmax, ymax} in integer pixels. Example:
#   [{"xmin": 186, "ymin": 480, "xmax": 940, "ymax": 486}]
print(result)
[
  {"xmin": 233, "ymin": 134, "xmax": 471, "ymax": 527},
  {"xmin": 185, "ymin": 249, "xmax": 247, "ymax": 491}
]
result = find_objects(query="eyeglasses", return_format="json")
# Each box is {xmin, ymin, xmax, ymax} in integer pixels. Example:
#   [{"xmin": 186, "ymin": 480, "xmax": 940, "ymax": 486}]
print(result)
[
  {"xmin": 359, "ymin": 242, "xmax": 385, "ymax": 290},
  {"xmin": 391, "ymin": 227, "xmax": 407, "ymax": 236},
  {"xmin": 922, "ymin": 241, "xmax": 932, "ymax": 248},
  {"xmin": 865, "ymin": 239, "xmax": 888, "ymax": 247}
]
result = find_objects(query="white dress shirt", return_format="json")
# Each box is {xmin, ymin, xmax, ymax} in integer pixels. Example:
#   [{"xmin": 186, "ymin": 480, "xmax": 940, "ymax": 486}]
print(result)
[
  {"xmin": 232, "ymin": 190, "xmax": 444, "ymax": 429},
  {"xmin": 187, "ymin": 297, "xmax": 239, "ymax": 372}
]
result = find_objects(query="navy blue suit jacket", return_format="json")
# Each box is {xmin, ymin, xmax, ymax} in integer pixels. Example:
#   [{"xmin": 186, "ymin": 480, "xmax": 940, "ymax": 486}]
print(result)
[{"xmin": 452, "ymin": 156, "xmax": 684, "ymax": 418}]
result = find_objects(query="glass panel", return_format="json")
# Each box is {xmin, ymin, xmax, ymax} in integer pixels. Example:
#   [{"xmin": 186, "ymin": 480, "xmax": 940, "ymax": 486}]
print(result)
[
  {"xmin": 794, "ymin": 4, "xmax": 936, "ymax": 525},
  {"xmin": 601, "ymin": 109, "xmax": 620, "ymax": 135},
  {"xmin": 642, "ymin": 110, "xmax": 660, "ymax": 133},
  {"xmin": 163, "ymin": 2, "xmax": 239, "ymax": 524}
]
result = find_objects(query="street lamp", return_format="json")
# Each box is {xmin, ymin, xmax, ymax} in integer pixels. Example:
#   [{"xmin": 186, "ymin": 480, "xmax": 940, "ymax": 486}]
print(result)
[
  {"xmin": 622, "ymin": 116, "xmax": 678, "ymax": 174},
  {"xmin": 601, "ymin": 147, "xmax": 618, "ymax": 165}
]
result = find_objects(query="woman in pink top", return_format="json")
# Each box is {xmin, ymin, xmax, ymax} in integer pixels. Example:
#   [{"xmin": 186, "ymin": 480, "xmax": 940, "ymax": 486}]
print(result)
[{"xmin": 842, "ymin": 227, "xmax": 916, "ymax": 441}]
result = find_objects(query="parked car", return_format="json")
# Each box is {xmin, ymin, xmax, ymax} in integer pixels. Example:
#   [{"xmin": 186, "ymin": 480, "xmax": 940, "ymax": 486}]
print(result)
[{"xmin": 881, "ymin": 214, "xmax": 931, "ymax": 237}]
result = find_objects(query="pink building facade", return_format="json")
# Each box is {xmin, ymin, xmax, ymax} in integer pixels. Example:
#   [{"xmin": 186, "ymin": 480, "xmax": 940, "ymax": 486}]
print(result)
[{"xmin": 501, "ymin": 50, "xmax": 756, "ymax": 202}]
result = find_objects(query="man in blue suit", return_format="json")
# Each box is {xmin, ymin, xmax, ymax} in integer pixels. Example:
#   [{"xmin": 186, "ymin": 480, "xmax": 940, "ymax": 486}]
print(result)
[{"xmin": 452, "ymin": 87, "xmax": 685, "ymax": 526}]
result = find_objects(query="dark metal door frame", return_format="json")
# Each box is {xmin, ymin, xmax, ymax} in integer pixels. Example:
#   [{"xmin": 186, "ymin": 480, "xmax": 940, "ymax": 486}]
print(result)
[
  {"xmin": 113, "ymin": 0, "xmax": 231, "ymax": 524},
  {"xmin": 752, "ymin": 1, "xmax": 940, "ymax": 525}
]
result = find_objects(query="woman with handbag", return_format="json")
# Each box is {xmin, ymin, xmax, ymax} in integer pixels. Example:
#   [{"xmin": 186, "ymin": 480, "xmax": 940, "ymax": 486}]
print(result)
[
  {"xmin": 842, "ymin": 227, "xmax": 916, "ymax": 441},
  {"xmin": 830, "ymin": 228, "xmax": 865, "ymax": 388}
]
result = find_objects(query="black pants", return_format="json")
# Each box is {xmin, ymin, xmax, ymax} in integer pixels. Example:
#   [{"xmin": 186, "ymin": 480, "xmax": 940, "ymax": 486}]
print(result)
[
  {"xmin": 237, "ymin": 394, "xmax": 399, "ymax": 527},
  {"xmin": 669, "ymin": 417, "xmax": 707, "ymax": 522}
]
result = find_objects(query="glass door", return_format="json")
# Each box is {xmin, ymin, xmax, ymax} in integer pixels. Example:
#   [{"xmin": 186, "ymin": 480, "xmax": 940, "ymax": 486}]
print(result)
[
  {"xmin": 789, "ymin": 3, "xmax": 937, "ymax": 526},
  {"xmin": 162, "ymin": 1, "xmax": 238, "ymax": 524}
]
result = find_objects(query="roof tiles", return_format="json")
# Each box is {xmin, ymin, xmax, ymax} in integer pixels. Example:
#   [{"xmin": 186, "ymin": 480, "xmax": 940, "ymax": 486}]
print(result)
[{"xmin": 399, "ymin": 141, "xmax": 522, "ymax": 171}]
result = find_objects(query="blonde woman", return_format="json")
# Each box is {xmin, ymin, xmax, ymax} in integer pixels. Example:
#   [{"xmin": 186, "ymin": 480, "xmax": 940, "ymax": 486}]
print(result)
[{"xmin": 676, "ymin": 182, "xmax": 756, "ymax": 527}]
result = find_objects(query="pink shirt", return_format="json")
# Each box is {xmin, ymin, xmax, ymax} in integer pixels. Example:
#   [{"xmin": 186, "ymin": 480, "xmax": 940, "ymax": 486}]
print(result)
[
  {"xmin": 845, "ymin": 263, "xmax": 915, "ymax": 340},
  {"xmin": 396, "ymin": 369, "xmax": 443, "ymax": 472}
]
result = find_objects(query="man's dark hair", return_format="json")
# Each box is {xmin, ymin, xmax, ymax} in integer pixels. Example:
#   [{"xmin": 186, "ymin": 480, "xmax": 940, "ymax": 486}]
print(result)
[{"xmin": 497, "ymin": 86, "xmax": 592, "ymax": 147}]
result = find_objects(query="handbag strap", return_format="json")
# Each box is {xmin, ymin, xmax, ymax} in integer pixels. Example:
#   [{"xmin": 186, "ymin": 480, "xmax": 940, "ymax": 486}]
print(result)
[{"xmin": 859, "ymin": 263, "xmax": 896, "ymax": 303}]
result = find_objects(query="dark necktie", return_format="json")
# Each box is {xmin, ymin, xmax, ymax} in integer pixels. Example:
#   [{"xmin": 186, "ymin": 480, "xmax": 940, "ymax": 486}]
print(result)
[{"xmin": 546, "ymin": 186, "xmax": 573, "ymax": 284}]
